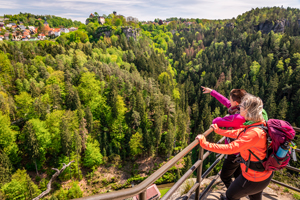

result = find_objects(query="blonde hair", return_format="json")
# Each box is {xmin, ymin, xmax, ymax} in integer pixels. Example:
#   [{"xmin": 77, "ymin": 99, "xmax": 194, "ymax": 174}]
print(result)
[{"xmin": 241, "ymin": 94, "xmax": 264, "ymax": 122}]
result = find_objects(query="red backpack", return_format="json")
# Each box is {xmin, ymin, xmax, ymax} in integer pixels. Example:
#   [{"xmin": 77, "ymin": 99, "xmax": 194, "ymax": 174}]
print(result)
[{"xmin": 235, "ymin": 119, "xmax": 296, "ymax": 172}]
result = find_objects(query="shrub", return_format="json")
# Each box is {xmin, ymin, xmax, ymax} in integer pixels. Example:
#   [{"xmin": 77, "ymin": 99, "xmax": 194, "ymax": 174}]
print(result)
[
  {"xmin": 1, "ymin": 169, "xmax": 41, "ymax": 200},
  {"xmin": 293, "ymin": 193, "xmax": 300, "ymax": 200},
  {"xmin": 181, "ymin": 179, "xmax": 195, "ymax": 195},
  {"xmin": 67, "ymin": 182, "xmax": 83, "ymax": 199}
]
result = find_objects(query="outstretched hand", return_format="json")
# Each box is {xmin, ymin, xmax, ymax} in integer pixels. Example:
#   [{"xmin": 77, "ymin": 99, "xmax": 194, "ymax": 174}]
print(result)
[{"xmin": 201, "ymin": 86, "xmax": 212, "ymax": 94}]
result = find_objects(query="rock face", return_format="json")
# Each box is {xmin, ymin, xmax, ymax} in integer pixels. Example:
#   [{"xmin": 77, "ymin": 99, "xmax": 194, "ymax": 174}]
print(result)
[
  {"xmin": 226, "ymin": 23, "xmax": 234, "ymax": 29},
  {"xmin": 256, "ymin": 19, "xmax": 287, "ymax": 34},
  {"xmin": 96, "ymin": 26, "xmax": 140, "ymax": 40},
  {"xmin": 121, "ymin": 27, "xmax": 140, "ymax": 40}
]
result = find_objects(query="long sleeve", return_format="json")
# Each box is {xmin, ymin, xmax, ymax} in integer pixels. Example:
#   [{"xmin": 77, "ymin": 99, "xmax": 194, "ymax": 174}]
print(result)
[
  {"xmin": 210, "ymin": 90, "xmax": 231, "ymax": 108},
  {"xmin": 201, "ymin": 129, "xmax": 260, "ymax": 155},
  {"xmin": 212, "ymin": 114, "xmax": 245, "ymax": 129},
  {"xmin": 214, "ymin": 127, "xmax": 245, "ymax": 139}
]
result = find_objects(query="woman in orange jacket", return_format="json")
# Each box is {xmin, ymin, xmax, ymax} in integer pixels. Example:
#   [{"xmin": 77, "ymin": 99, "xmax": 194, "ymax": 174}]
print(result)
[{"xmin": 196, "ymin": 94, "xmax": 273, "ymax": 200}]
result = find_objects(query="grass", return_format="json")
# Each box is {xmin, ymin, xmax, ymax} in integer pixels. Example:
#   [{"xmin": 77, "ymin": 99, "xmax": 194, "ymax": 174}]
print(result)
[
  {"xmin": 159, "ymin": 187, "xmax": 171, "ymax": 197},
  {"xmin": 293, "ymin": 193, "xmax": 300, "ymax": 200},
  {"xmin": 181, "ymin": 179, "xmax": 195, "ymax": 196},
  {"xmin": 283, "ymin": 188, "xmax": 289, "ymax": 193}
]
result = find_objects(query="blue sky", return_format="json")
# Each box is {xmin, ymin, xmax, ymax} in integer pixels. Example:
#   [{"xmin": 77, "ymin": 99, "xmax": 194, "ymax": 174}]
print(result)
[{"xmin": 0, "ymin": 0, "xmax": 299, "ymax": 23}]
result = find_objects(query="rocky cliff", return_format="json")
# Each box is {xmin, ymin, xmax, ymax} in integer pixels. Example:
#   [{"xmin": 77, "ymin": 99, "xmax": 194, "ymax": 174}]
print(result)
[
  {"xmin": 121, "ymin": 27, "xmax": 140, "ymax": 40},
  {"xmin": 255, "ymin": 19, "xmax": 287, "ymax": 34},
  {"xmin": 96, "ymin": 26, "xmax": 140, "ymax": 40}
]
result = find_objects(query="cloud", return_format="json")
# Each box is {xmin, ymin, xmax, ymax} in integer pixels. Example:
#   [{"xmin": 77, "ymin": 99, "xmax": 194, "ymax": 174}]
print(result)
[{"xmin": 0, "ymin": 0, "xmax": 299, "ymax": 23}]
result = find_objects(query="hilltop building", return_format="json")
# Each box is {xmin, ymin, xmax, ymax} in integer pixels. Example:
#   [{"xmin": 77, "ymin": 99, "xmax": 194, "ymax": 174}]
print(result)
[
  {"xmin": 44, "ymin": 20, "xmax": 49, "ymax": 27},
  {"xmin": 98, "ymin": 16, "xmax": 105, "ymax": 25},
  {"xmin": 89, "ymin": 13, "xmax": 94, "ymax": 18},
  {"xmin": 86, "ymin": 13, "xmax": 106, "ymax": 25}
]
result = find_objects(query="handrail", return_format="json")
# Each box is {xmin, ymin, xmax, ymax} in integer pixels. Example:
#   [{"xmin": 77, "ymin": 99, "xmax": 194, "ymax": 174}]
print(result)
[
  {"xmin": 161, "ymin": 137, "xmax": 225, "ymax": 200},
  {"xmin": 75, "ymin": 127, "xmax": 214, "ymax": 200},
  {"xmin": 293, "ymin": 126, "xmax": 300, "ymax": 132},
  {"xmin": 74, "ymin": 126, "xmax": 300, "ymax": 200}
]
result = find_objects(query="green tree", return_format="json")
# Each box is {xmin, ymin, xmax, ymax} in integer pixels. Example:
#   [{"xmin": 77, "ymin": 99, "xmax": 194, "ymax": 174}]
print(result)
[
  {"xmin": 73, "ymin": 130, "xmax": 82, "ymax": 179},
  {"xmin": 277, "ymin": 96, "xmax": 288, "ymax": 120},
  {"xmin": 0, "ymin": 112, "xmax": 18, "ymax": 164},
  {"xmin": 84, "ymin": 107, "xmax": 93, "ymax": 133},
  {"xmin": 22, "ymin": 119, "xmax": 50, "ymax": 175},
  {"xmin": 0, "ymin": 151, "xmax": 12, "ymax": 187},
  {"xmin": 1, "ymin": 169, "xmax": 41, "ymax": 200},
  {"xmin": 0, "ymin": 51, "xmax": 14, "ymax": 89},
  {"xmin": 115, "ymin": 18, "xmax": 122, "ymax": 26},
  {"xmin": 14, "ymin": 92, "xmax": 34, "ymax": 119},
  {"xmin": 83, "ymin": 139, "xmax": 103, "ymax": 169},
  {"xmin": 129, "ymin": 132, "xmax": 144, "ymax": 156},
  {"xmin": 111, "ymin": 95, "xmax": 128, "ymax": 151},
  {"xmin": 249, "ymin": 61, "xmax": 261, "ymax": 82}
]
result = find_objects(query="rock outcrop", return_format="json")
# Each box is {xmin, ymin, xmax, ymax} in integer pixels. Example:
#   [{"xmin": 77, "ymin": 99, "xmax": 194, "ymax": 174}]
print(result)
[
  {"xmin": 255, "ymin": 19, "xmax": 287, "ymax": 34},
  {"xmin": 96, "ymin": 26, "xmax": 140, "ymax": 40},
  {"xmin": 226, "ymin": 23, "xmax": 234, "ymax": 29},
  {"xmin": 121, "ymin": 27, "xmax": 140, "ymax": 40}
]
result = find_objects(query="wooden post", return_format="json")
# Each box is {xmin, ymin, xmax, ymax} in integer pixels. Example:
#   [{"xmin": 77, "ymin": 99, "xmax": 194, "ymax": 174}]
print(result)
[
  {"xmin": 195, "ymin": 146, "xmax": 204, "ymax": 200},
  {"xmin": 139, "ymin": 191, "xmax": 147, "ymax": 200}
]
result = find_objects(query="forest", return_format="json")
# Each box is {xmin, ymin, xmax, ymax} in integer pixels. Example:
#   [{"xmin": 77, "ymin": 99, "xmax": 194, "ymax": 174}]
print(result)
[
  {"xmin": 2, "ymin": 13, "xmax": 82, "ymax": 28},
  {"xmin": 0, "ymin": 6, "xmax": 300, "ymax": 199}
]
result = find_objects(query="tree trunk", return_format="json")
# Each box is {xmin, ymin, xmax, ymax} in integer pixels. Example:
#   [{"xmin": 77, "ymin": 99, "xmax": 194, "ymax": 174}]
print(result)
[
  {"xmin": 32, "ymin": 161, "xmax": 74, "ymax": 200},
  {"xmin": 34, "ymin": 159, "xmax": 39, "ymax": 176},
  {"xmin": 68, "ymin": 153, "xmax": 71, "ymax": 180},
  {"xmin": 77, "ymin": 152, "xmax": 79, "ymax": 180}
]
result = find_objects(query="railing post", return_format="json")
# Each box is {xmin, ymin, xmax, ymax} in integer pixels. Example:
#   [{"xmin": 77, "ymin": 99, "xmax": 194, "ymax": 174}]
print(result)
[
  {"xmin": 195, "ymin": 145, "xmax": 204, "ymax": 200},
  {"xmin": 139, "ymin": 191, "xmax": 146, "ymax": 200}
]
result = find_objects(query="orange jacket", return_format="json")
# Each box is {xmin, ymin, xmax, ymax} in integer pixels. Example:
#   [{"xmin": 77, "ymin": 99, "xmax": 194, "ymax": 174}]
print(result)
[{"xmin": 200, "ymin": 121, "xmax": 272, "ymax": 182}]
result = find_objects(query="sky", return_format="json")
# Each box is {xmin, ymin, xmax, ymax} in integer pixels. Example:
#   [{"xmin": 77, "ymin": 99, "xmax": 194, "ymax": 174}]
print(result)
[{"xmin": 0, "ymin": 0, "xmax": 300, "ymax": 23}]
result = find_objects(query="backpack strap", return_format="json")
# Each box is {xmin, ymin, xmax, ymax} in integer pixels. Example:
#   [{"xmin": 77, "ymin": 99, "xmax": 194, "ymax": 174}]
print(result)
[
  {"xmin": 233, "ymin": 124, "xmax": 268, "ymax": 172},
  {"xmin": 248, "ymin": 149, "xmax": 264, "ymax": 164},
  {"xmin": 233, "ymin": 153, "xmax": 266, "ymax": 172}
]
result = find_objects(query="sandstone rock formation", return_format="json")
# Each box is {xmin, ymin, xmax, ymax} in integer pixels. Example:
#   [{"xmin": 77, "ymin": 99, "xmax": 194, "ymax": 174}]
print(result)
[{"xmin": 255, "ymin": 19, "xmax": 287, "ymax": 34}]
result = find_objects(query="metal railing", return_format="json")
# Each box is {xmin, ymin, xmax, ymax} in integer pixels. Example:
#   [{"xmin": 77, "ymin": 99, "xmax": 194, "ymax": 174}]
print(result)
[{"xmin": 75, "ymin": 126, "xmax": 300, "ymax": 200}]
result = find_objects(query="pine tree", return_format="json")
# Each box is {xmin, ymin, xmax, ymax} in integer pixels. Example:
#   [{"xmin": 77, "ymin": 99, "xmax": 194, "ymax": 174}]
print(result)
[
  {"xmin": 73, "ymin": 130, "xmax": 82, "ymax": 180},
  {"xmin": 65, "ymin": 83, "xmax": 81, "ymax": 111},
  {"xmin": 277, "ymin": 96, "xmax": 288, "ymax": 120},
  {"xmin": 60, "ymin": 112, "xmax": 72, "ymax": 179},
  {"xmin": 265, "ymin": 93, "xmax": 277, "ymax": 119},
  {"xmin": 30, "ymin": 82, "xmax": 40, "ymax": 98},
  {"xmin": 0, "ymin": 151, "xmax": 12, "ymax": 187},
  {"xmin": 23, "ymin": 121, "xmax": 40, "ymax": 175}
]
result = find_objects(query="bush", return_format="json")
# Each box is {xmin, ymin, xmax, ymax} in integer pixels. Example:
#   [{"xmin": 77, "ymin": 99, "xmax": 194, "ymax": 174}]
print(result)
[
  {"xmin": 1, "ymin": 169, "xmax": 41, "ymax": 200},
  {"xmin": 35, "ymin": 175, "xmax": 41, "ymax": 182},
  {"xmin": 102, "ymin": 178, "xmax": 109, "ymax": 186},
  {"xmin": 294, "ymin": 193, "xmax": 300, "ymax": 200},
  {"xmin": 67, "ymin": 182, "xmax": 83, "ymax": 199},
  {"xmin": 54, "ymin": 182, "xmax": 83, "ymax": 200},
  {"xmin": 181, "ymin": 179, "xmax": 195, "ymax": 195}
]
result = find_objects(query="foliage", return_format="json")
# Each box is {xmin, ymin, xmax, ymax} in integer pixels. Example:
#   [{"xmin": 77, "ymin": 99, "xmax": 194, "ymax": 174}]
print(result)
[
  {"xmin": 129, "ymin": 132, "xmax": 144, "ymax": 156},
  {"xmin": 1, "ymin": 169, "xmax": 41, "ymax": 200},
  {"xmin": 3, "ymin": 13, "xmax": 82, "ymax": 28},
  {"xmin": 1, "ymin": 7, "xmax": 300, "ymax": 199},
  {"xmin": 83, "ymin": 139, "xmax": 103, "ymax": 169}
]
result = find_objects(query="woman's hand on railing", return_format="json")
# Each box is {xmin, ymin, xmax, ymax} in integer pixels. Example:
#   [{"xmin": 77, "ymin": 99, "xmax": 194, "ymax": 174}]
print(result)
[
  {"xmin": 195, "ymin": 134, "xmax": 207, "ymax": 147},
  {"xmin": 210, "ymin": 124, "xmax": 219, "ymax": 132}
]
